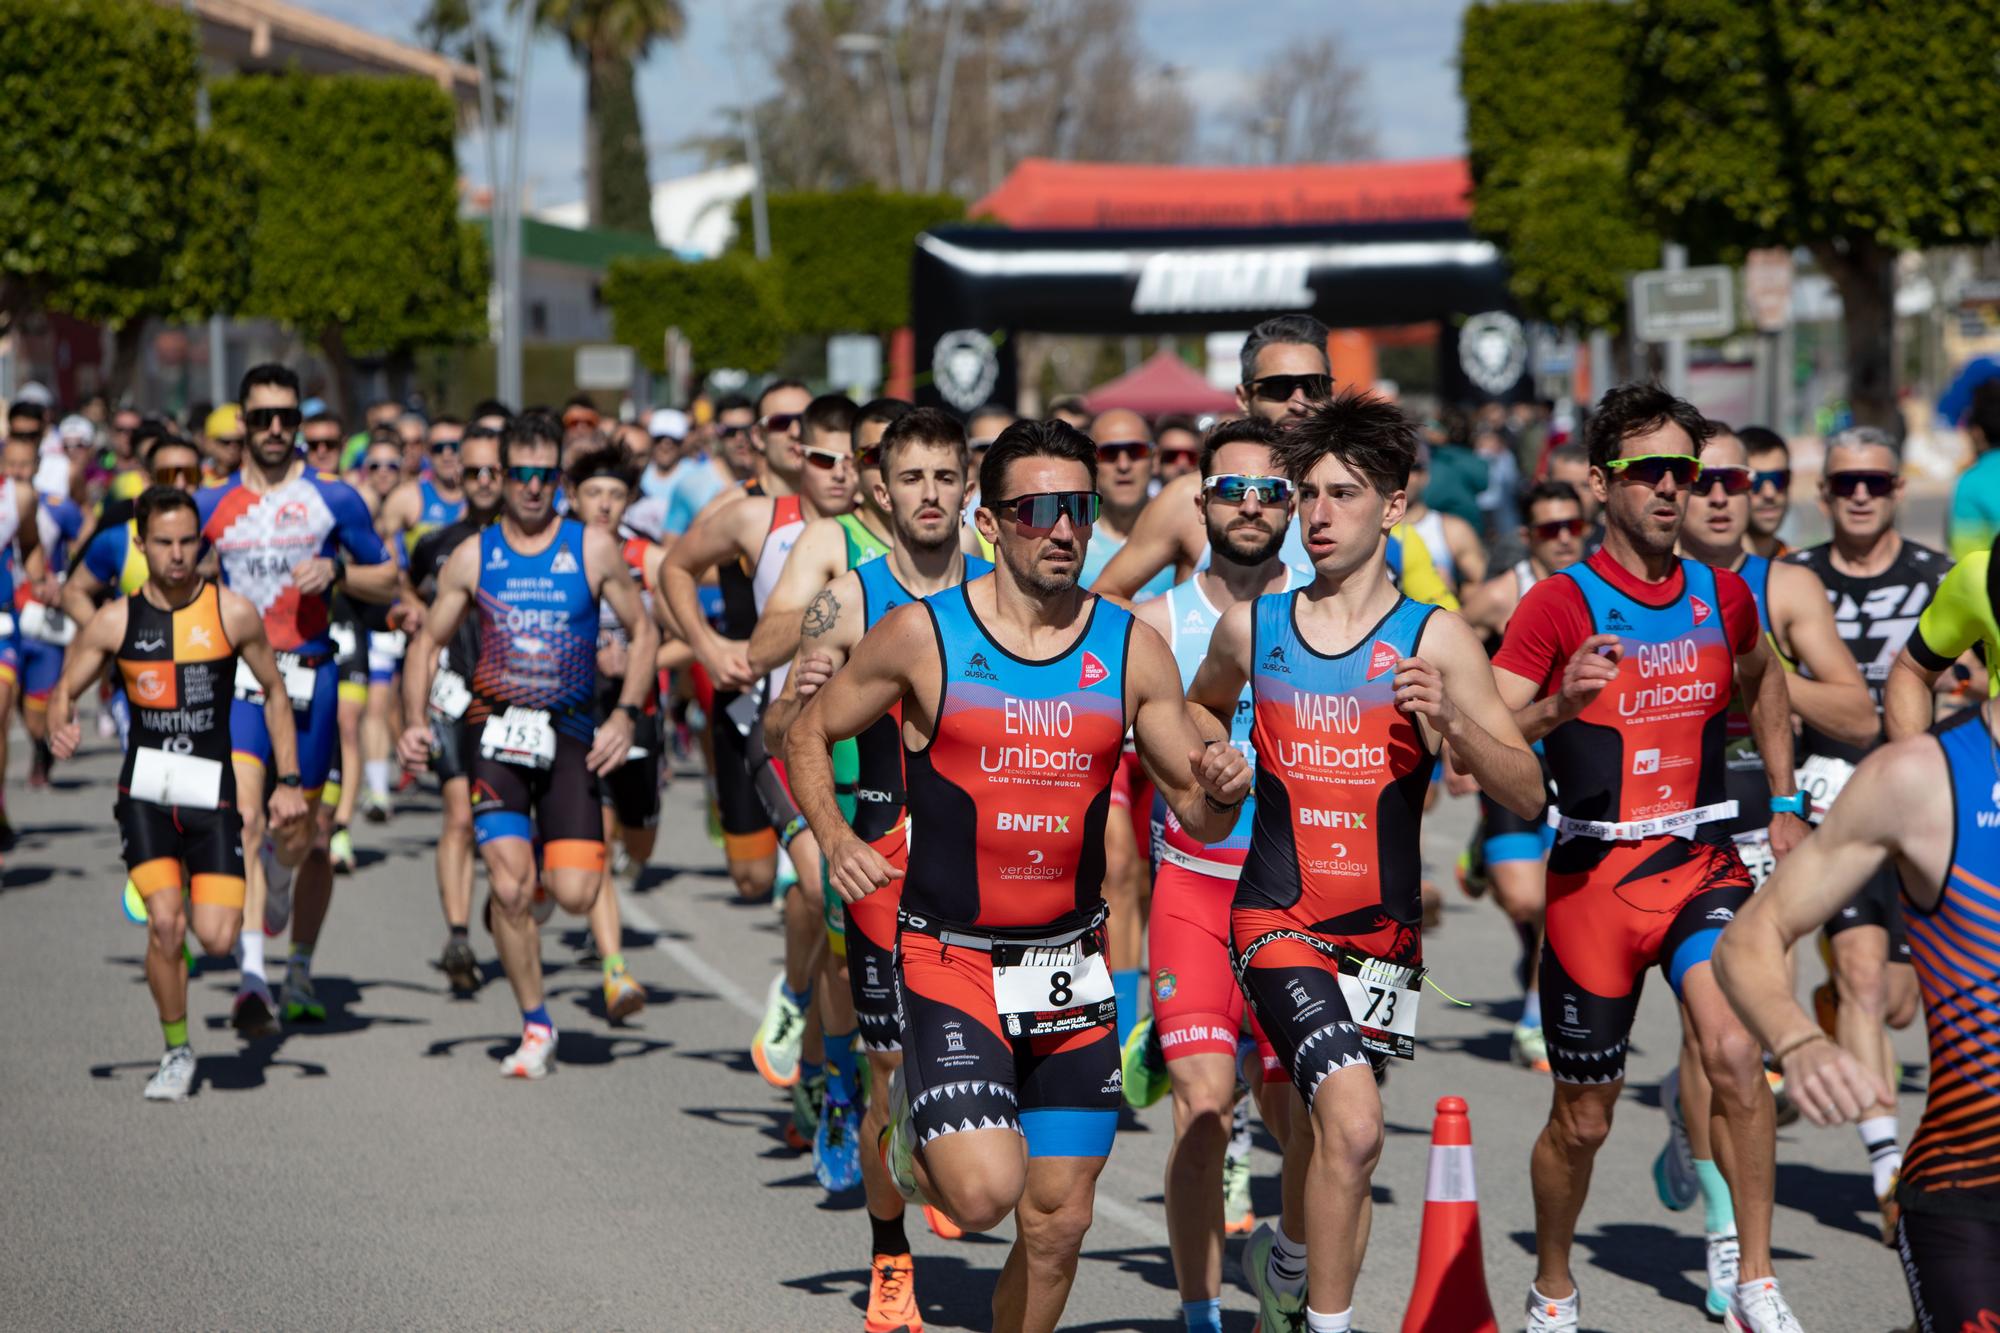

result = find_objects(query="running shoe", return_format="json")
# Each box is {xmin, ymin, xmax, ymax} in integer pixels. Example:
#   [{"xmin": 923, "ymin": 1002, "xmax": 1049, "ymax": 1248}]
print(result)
[
  {"xmin": 1223, "ymin": 1114, "xmax": 1255, "ymax": 1236},
  {"xmin": 440, "ymin": 937, "xmax": 480, "ymax": 995},
  {"xmin": 144, "ymin": 1046, "xmax": 196, "ymax": 1103},
  {"xmin": 232, "ymin": 980, "xmax": 279, "ymax": 1038},
  {"xmin": 1455, "ymin": 842, "xmax": 1488, "ymax": 898},
  {"xmin": 121, "ymin": 878, "xmax": 148, "ymax": 925},
  {"xmin": 787, "ymin": 1070, "xmax": 825, "ymax": 1151},
  {"xmin": 1512, "ymin": 1023, "xmax": 1551, "ymax": 1073},
  {"xmin": 751, "ymin": 973, "xmax": 806, "ymax": 1088},
  {"xmin": 814, "ymin": 1086, "xmax": 863, "ymax": 1192},
  {"xmin": 603, "ymin": 966, "xmax": 645, "ymax": 1023},
  {"xmin": 884, "ymin": 1066, "xmax": 921, "ymax": 1203},
  {"xmin": 1120, "ymin": 1013, "xmax": 1170, "ymax": 1109},
  {"xmin": 1243, "ymin": 1222, "xmax": 1307, "ymax": 1333},
  {"xmin": 362, "ymin": 791, "xmax": 391, "ymax": 824},
  {"xmin": 922, "ymin": 1203, "xmax": 962, "ymax": 1240},
  {"xmin": 1524, "ymin": 1286, "xmax": 1581, "ymax": 1333},
  {"xmin": 864, "ymin": 1251, "xmax": 922, "ymax": 1333},
  {"xmin": 261, "ymin": 844, "xmax": 293, "ymax": 936},
  {"xmin": 610, "ymin": 840, "xmax": 632, "ymax": 881},
  {"xmin": 330, "ymin": 827, "xmax": 355, "ymax": 877},
  {"xmin": 1725, "ymin": 1277, "xmax": 1802, "ymax": 1332},
  {"xmin": 1878, "ymin": 1169, "xmax": 1902, "ymax": 1248},
  {"xmin": 1765, "ymin": 1065, "xmax": 1800, "ymax": 1128},
  {"xmin": 282, "ymin": 960, "xmax": 326, "ymax": 1023},
  {"xmin": 1655, "ymin": 1066, "xmax": 1699, "ymax": 1212},
  {"xmin": 500, "ymin": 1023, "xmax": 557, "ymax": 1079},
  {"xmin": 1705, "ymin": 1230, "xmax": 1740, "ymax": 1319}
]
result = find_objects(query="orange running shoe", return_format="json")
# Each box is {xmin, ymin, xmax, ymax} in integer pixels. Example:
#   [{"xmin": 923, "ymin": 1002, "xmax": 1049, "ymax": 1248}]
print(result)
[
  {"xmin": 864, "ymin": 1252, "xmax": 922, "ymax": 1333},
  {"xmin": 922, "ymin": 1204, "xmax": 963, "ymax": 1240}
]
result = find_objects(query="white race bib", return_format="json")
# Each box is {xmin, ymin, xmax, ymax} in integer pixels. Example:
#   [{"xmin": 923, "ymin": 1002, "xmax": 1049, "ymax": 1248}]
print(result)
[
  {"xmin": 236, "ymin": 654, "xmax": 317, "ymax": 708},
  {"xmin": 1795, "ymin": 754, "xmax": 1857, "ymax": 823},
  {"xmin": 1733, "ymin": 830, "xmax": 1777, "ymax": 888},
  {"xmin": 429, "ymin": 668, "xmax": 471, "ymax": 720},
  {"xmin": 1338, "ymin": 956, "xmax": 1422, "ymax": 1058},
  {"xmin": 330, "ymin": 622, "xmax": 358, "ymax": 660},
  {"xmin": 992, "ymin": 942, "xmax": 1113, "ymax": 1039},
  {"xmin": 19, "ymin": 601, "xmax": 73, "ymax": 646},
  {"xmin": 127, "ymin": 747, "xmax": 224, "ymax": 810},
  {"xmin": 0, "ymin": 611, "xmax": 16, "ymax": 637},
  {"xmin": 724, "ymin": 691, "xmax": 759, "ymax": 738},
  {"xmin": 480, "ymin": 705, "xmax": 556, "ymax": 769}
]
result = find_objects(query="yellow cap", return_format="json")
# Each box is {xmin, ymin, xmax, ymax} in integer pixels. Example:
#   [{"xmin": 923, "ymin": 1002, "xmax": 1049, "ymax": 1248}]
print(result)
[{"xmin": 205, "ymin": 403, "xmax": 242, "ymax": 438}]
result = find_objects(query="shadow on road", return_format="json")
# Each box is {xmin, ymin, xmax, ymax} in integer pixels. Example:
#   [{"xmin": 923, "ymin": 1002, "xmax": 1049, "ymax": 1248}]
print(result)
[
  {"xmin": 418, "ymin": 1029, "xmax": 673, "ymax": 1069},
  {"xmin": 1774, "ymin": 1159, "xmax": 1881, "ymax": 1243},
  {"xmin": 89, "ymin": 1050, "xmax": 329, "ymax": 1094},
  {"xmin": 784, "ymin": 1253, "xmax": 998, "ymax": 1330}
]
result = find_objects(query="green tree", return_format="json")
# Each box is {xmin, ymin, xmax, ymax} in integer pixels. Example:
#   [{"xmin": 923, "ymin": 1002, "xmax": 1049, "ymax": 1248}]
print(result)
[
  {"xmin": 603, "ymin": 252, "xmax": 788, "ymax": 376},
  {"xmin": 211, "ymin": 74, "xmax": 488, "ymax": 417},
  {"xmin": 734, "ymin": 189, "xmax": 967, "ymax": 336},
  {"xmin": 533, "ymin": 0, "xmax": 683, "ymax": 235},
  {"xmin": 1627, "ymin": 0, "xmax": 2000, "ymax": 429}
]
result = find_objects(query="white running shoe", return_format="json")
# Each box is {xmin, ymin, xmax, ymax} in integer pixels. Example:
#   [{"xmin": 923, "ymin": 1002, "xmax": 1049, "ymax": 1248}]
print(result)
[
  {"xmin": 1705, "ymin": 1231, "xmax": 1741, "ymax": 1319},
  {"xmin": 1524, "ymin": 1285, "xmax": 1580, "ymax": 1332},
  {"xmin": 144, "ymin": 1046, "xmax": 196, "ymax": 1102},
  {"xmin": 261, "ymin": 843, "xmax": 294, "ymax": 936},
  {"xmin": 499, "ymin": 1023, "xmax": 557, "ymax": 1079},
  {"xmin": 1726, "ymin": 1277, "xmax": 1803, "ymax": 1332}
]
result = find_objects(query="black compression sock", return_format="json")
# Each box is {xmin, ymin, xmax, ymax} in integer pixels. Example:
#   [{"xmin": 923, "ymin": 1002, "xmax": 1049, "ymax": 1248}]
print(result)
[
  {"xmin": 449, "ymin": 925, "xmax": 470, "ymax": 942},
  {"xmin": 870, "ymin": 1211, "xmax": 910, "ymax": 1256}
]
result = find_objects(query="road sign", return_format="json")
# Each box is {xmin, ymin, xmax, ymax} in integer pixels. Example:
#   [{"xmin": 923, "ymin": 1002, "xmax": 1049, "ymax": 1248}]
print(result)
[
  {"xmin": 1742, "ymin": 248, "xmax": 1794, "ymax": 333},
  {"xmin": 575, "ymin": 344, "xmax": 636, "ymax": 390},
  {"xmin": 1631, "ymin": 266, "xmax": 1736, "ymax": 342}
]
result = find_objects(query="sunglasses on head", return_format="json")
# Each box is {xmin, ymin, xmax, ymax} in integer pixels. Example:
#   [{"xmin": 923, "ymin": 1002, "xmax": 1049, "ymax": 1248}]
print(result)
[
  {"xmin": 1752, "ymin": 468, "xmax": 1792, "ymax": 492},
  {"xmin": 1531, "ymin": 518, "xmax": 1587, "ymax": 541},
  {"xmin": 244, "ymin": 406, "xmax": 302, "ymax": 432},
  {"xmin": 802, "ymin": 446, "xmax": 850, "ymax": 472},
  {"xmin": 1246, "ymin": 373, "xmax": 1333, "ymax": 404},
  {"xmin": 1203, "ymin": 473, "xmax": 1293, "ymax": 505},
  {"xmin": 1826, "ymin": 469, "xmax": 1896, "ymax": 499},
  {"xmin": 1690, "ymin": 466, "xmax": 1752, "ymax": 496},
  {"xmin": 468, "ymin": 464, "xmax": 504, "ymax": 483},
  {"xmin": 1603, "ymin": 453, "xmax": 1702, "ymax": 488},
  {"xmin": 507, "ymin": 464, "xmax": 559, "ymax": 486},
  {"xmin": 1096, "ymin": 440, "xmax": 1154, "ymax": 464},
  {"xmin": 989, "ymin": 490, "xmax": 1100, "ymax": 532},
  {"xmin": 758, "ymin": 412, "xmax": 801, "ymax": 436},
  {"xmin": 152, "ymin": 465, "xmax": 202, "ymax": 488}
]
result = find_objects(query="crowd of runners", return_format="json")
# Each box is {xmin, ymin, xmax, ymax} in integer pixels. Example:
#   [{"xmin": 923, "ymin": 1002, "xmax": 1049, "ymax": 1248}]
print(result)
[{"xmin": 13, "ymin": 316, "xmax": 2000, "ymax": 1332}]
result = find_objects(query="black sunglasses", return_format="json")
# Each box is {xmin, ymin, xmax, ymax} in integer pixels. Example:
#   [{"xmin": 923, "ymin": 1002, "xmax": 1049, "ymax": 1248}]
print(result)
[
  {"xmin": 303, "ymin": 435, "xmax": 342, "ymax": 452},
  {"xmin": 244, "ymin": 406, "xmax": 303, "ymax": 432},
  {"xmin": 1246, "ymin": 373, "xmax": 1332, "ymax": 404},
  {"xmin": 989, "ymin": 490, "xmax": 1100, "ymax": 532},
  {"xmin": 507, "ymin": 464, "xmax": 560, "ymax": 486},
  {"xmin": 1825, "ymin": 470, "xmax": 1896, "ymax": 499},
  {"xmin": 716, "ymin": 424, "xmax": 751, "ymax": 440},
  {"xmin": 1690, "ymin": 466, "xmax": 1752, "ymax": 496},
  {"xmin": 1751, "ymin": 468, "xmax": 1791, "ymax": 492},
  {"xmin": 758, "ymin": 412, "xmax": 801, "ymax": 436},
  {"xmin": 1531, "ymin": 518, "xmax": 1586, "ymax": 541},
  {"xmin": 1096, "ymin": 440, "xmax": 1154, "ymax": 464},
  {"xmin": 366, "ymin": 459, "xmax": 401, "ymax": 473},
  {"xmin": 430, "ymin": 438, "xmax": 462, "ymax": 454}
]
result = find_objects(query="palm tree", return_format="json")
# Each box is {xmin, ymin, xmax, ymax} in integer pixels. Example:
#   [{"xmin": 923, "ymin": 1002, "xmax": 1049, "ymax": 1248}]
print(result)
[{"xmin": 532, "ymin": 0, "xmax": 685, "ymax": 236}]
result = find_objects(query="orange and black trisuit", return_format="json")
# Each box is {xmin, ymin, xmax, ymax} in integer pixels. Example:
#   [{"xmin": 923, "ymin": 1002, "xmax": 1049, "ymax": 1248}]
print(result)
[
  {"xmin": 844, "ymin": 553, "xmax": 990, "ymax": 1054},
  {"xmin": 1892, "ymin": 706, "xmax": 2000, "ymax": 1328},
  {"xmin": 894, "ymin": 581, "xmax": 1130, "ymax": 1158},
  {"xmin": 1492, "ymin": 550, "xmax": 1759, "ymax": 1084},
  {"xmin": 115, "ymin": 580, "xmax": 248, "ymax": 909},
  {"xmin": 1231, "ymin": 591, "xmax": 1438, "ymax": 1106}
]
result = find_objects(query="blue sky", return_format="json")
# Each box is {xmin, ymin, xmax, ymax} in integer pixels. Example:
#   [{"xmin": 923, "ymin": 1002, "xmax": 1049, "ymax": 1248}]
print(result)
[{"xmin": 310, "ymin": 0, "xmax": 1472, "ymax": 211}]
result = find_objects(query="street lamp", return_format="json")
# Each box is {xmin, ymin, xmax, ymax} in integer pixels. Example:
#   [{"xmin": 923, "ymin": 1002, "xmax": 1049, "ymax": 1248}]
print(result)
[{"xmin": 835, "ymin": 31, "xmax": 916, "ymax": 192}]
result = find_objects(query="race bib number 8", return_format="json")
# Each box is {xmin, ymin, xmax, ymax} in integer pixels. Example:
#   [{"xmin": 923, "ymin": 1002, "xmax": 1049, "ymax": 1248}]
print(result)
[
  {"xmin": 993, "ymin": 941, "xmax": 1114, "ymax": 1039},
  {"xmin": 480, "ymin": 705, "xmax": 556, "ymax": 769},
  {"xmin": 1338, "ymin": 957, "xmax": 1422, "ymax": 1060}
]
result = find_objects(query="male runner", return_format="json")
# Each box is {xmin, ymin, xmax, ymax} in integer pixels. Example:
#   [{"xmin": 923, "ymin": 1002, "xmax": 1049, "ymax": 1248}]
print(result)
[
  {"xmin": 1739, "ymin": 426, "xmax": 1794, "ymax": 560},
  {"xmin": 6, "ymin": 426, "xmax": 78, "ymax": 789},
  {"xmin": 788, "ymin": 418, "xmax": 1251, "ymax": 1333},
  {"xmin": 1490, "ymin": 383, "xmax": 1807, "ymax": 1333},
  {"xmin": 1154, "ymin": 415, "xmax": 1202, "ymax": 486},
  {"xmin": 198, "ymin": 364, "xmax": 398, "ymax": 1034},
  {"xmin": 397, "ymin": 410, "xmax": 659, "ymax": 1078},
  {"xmin": 763, "ymin": 406, "xmax": 986, "ymax": 1331},
  {"xmin": 1714, "ymin": 702, "xmax": 2000, "ymax": 1331},
  {"xmin": 202, "ymin": 404, "xmax": 244, "ymax": 485},
  {"xmin": 1188, "ymin": 392, "xmax": 1542, "ymax": 1333},
  {"xmin": 1405, "ymin": 441, "xmax": 1488, "ymax": 592},
  {"xmin": 355, "ymin": 431, "xmax": 412, "ymax": 822},
  {"xmin": 303, "ymin": 413, "xmax": 370, "ymax": 872},
  {"xmin": 48, "ymin": 486, "xmax": 310, "ymax": 1101},
  {"xmin": 0, "ymin": 419, "xmax": 43, "ymax": 850},
  {"xmin": 1128, "ymin": 417, "xmax": 1303, "ymax": 1333},
  {"xmin": 404, "ymin": 425, "xmax": 505, "ymax": 993}
]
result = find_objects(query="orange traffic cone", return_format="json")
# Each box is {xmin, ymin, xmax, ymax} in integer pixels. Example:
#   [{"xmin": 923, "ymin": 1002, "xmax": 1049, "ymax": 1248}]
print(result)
[{"xmin": 1401, "ymin": 1095, "xmax": 1499, "ymax": 1333}]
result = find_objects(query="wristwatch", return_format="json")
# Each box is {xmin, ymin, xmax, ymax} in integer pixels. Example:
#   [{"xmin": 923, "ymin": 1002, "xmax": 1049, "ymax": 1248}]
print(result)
[
  {"xmin": 276, "ymin": 773, "xmax": 303, "ymax": 788},
  {"xmin": 617, "ymin": 703, "xmax": 643, "ymax": 723},
  {"xmin": 1768, "ymin": 792, "xmax": 1807, "ymax": 817}
]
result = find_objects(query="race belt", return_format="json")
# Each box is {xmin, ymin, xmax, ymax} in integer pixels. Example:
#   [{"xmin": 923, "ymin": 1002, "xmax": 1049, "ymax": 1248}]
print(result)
[
  {"xmin": 1552, "ymin": 800, "xmax": 1738, "ymax": 844},
  {"xmin": 1155, "ymin": 841, "xmax": 1245, "ymax": 881}
]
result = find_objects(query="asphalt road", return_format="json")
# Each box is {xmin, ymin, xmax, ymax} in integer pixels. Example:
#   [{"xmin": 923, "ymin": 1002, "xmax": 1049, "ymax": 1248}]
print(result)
[{"xmin": 0, "ymin": 733, "xmax": 1928, "ymax": 1332}]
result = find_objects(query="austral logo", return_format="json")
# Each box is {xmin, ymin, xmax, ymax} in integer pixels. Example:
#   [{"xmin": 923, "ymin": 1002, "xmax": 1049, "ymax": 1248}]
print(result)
[
  {"xmin": 965, "ymin": 652, "xmax": 997, "ymax": 681},
  {"xmin": 1606, "ymin": 608, "xmax": 1631, "ymax": 631},
  {"xmin": 1264, "ymin": 644, "xmax": 1290, "ymax": 673}
]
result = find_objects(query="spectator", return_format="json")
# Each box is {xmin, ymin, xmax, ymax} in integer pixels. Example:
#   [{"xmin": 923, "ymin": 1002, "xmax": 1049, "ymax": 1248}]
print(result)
[
  {"xmin": 1420, "ymin": 405, "xmax": 1490, "ymax": 528},
  {"xmin": 1949, "ymin": 379, "xmax": 2000, "ymax": 560}
]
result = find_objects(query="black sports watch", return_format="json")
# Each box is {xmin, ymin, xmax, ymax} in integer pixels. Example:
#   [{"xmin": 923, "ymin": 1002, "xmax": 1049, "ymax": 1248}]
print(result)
[
  {"xmin": 276, "ymin": 773, "xmax": 303, "ymax": 788},
  {"xmin": 617, "ymin": 702, "xmax": 644, "ymax": 724}
]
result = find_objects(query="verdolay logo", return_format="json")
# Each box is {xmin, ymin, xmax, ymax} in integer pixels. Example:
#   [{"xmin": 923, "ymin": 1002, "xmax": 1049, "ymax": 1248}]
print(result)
[
  {"xmin": 1078, "ymin": 651, "xmax": 1109, "ymax": 689},
  {"xmin": 1690, "ymin": 595, "xmax": 1712, "ymax": 627},
  {"xmin": 1367, "ymin": 641, "xmax": 1399, "ymax": 680}
]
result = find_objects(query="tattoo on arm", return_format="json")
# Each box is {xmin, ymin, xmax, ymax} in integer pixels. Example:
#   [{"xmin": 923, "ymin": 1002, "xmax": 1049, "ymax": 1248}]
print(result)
[{"xmin": 802, "ymin": 588, "xmax": 840, "ymax": 639}]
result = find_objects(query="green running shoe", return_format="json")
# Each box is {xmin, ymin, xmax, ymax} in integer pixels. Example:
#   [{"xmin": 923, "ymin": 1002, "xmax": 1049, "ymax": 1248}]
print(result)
[
  {"xmin": 883, "ymin": 1065, "xmax": 922, "ymax": 1204},
  {"xmin": 282, "ymin": 961, "xmax": 326, "ymax": 1023},
  {"xmin": 751, "ymin": 974, "xmax": 806, "ymax": 1088},
  {"xmin": 786, "ymin": 1070, "xmax": 825, "ymax": 1150},
  {"xmin": 329, "ymin": 827, "xmax": 355, "ymax": 877},
  {"xmin": 1243, "ymin": 1221, "xmax": 1308, "ymax": 1332},
  {"xmin": 122, "ymin": 878, "xmax": 149, "ymax": 925},
  {"xmin": 1120, "ymin": 1013, "xmax": 1171, "ymax": 1109}
]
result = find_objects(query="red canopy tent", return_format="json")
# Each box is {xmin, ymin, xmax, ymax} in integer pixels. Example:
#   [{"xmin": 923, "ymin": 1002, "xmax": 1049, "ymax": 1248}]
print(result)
[{"xmin": 1083, "ymin": 350, "xmax": 1240, "ymax": 417}]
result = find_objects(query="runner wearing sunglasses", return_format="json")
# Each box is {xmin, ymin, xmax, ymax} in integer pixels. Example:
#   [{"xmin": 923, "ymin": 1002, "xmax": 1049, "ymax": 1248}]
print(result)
[
  {"xmin": 786, "ymin": 417, "xmax": 1250, "ymax": 1333},
  {"xmin": 397, "ymin": 411, "xmax": 658, "ymax": 1079},
  {"xmin": 1779, "ymin": 425, "xmax": 1946, "ymax": 1242},
  {"xmin": 1154, "ymin": 415, "xmax": 1202, "ymax": 486},
  {"xmin": 347, "ymin": 432, "xmax": 418, "ymax": 826},
  {"xmin": 1490, "ymin": 384, "xmax": 1807, "ymax": 1333},
  {"xmin": 1739, "ymin": 425, "xmax": 1795, "ymax": 560},
  {"xmin": 761, "ymin": 407, "xmax": 988, "ymax": 1329},
  {"xmin": 301, "ymin": 412, "xmax": 372, "ymax": 876},
  {"xmin": 197, "ymin": 364, "xmax": 399, "ymax": 1036},
  {"xmin": 1188, "ymin": 391, "xmax": 1542, "ymax": 1333}
]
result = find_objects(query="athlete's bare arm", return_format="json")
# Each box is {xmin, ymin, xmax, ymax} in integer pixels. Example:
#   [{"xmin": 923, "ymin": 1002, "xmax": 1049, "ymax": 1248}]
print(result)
[
  {"xmin": 1885, "ymin": 647, "xmax": 1945, "ymax": 742},
  {"xmin": 585, "ymin": 524, "xmax": 660, "ymax": 775},
  {"xmin": 1457, "ymin": 568, "xmax": 1520, "ymax": 638},
  {"xmin": 1129, "ymin": 590, "xmax": 1175, "ymax": 641},
  {"xmin": 746, "ymin": 518, "xmax": 846, "ymax": 678},
  {"xmin": 61, "ymin": 560, "xmax": 108, "ymax": 626},
  {"xmin": 397, "ymin": 538, "xmax": 477, "ymax": 771},
  {"xmin": 1129, "ymin": 621, "xmax": 1251, "ymax": 843},
  {"xmin": 763, "ymin": 567, "xmax": 863, "ymax": 751},
  {"xmin": 224, "ymin": 588, "xmax": 308, "ymax": 827},
  {"xmin": 661, "ymin": 496, "xmax": 765, "ymax": 692},
  {"xmin": 1092, "ymin": 473, "xmax": 1201, "ymax": 598},
  {"xmin": 46, "ymin": 599, "xmax": 126, "ymax": 760},
  {"xmin": 1440, "ymin": 512, "xmax": 1488, "ymax": 585},
  {"xmin": 15, "ymin": 485, "xmax": 40, "ymax": 563},
  {"xmin": 787, "ymin": 603, "xmax": 937, "ymax": 904},
  {"xmin": 1768, "ymin": 562, "xmax": 1877, "ymax": 747},
  {"xmin": 1187, "ymin": 600, "xmax": 1253, "ymax": 728},
  {"xmin": 1495, "ymin": 634, "xmax": 1622, "ymax": 743},
  {"xmin": 1714, "ymin": 735, "xmax": 1944, "ymax": 1124},
  {"xmin": 1402, "ymin": 611, "xmax": 1542, "ymax": 818},
  {"xmin": 1738, "ymin": 633, "xmax": 1810, "ymax": 857}
]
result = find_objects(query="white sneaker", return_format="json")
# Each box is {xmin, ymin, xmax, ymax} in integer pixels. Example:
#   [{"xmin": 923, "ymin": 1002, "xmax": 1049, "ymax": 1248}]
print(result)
[
  {"xmin": 1524, "ymin": 1285, "xmax": 1580, "ymax": 1332},
  {"xmin": 261, "ymin": 843, "xmax": 293, "ymax": 936},
  {"xmin": 499, "ymin": 1023, "xmax": 557, "ymax": 1079},
  {"xmin": 1706, "ymin": 1231, "xmax": 1740, "ymax": 1319},
  {"xmin": 1726, "ymin": 1277, "xmax": 1802, "ymax": 1332},
  {"xmin": 144, "ymin": 1046, "xmax": 196, "ymax": 1102}
]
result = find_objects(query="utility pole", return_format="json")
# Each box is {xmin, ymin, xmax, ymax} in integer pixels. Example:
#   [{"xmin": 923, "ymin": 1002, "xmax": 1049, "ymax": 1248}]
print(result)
[
  {"xmin": 923, "ymin": 0, "xmax": 964, "ymax": 195},
  {"xmin": 498, "ymin": 0, "xmax": 534, "ymax": 409},
  {"xmin": 1663, "ymin": 241, "xmax": 1689, "ymax": 400},
  {"xmin": 185, "ymin": 0, "xmax": 228, "ymax": 406}
]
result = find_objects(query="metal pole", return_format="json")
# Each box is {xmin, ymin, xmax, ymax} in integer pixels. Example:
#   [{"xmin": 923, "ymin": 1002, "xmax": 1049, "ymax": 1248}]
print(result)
[
  {"xmin": 923, "ymin": 0, "xmax": 963, "ymax": 194},
  {"xmin": 742, "ymin": 106, "xmax": 771, "ymax": 261},
  {"xmin": 499, "ymin": 0, "xmax": 534, "ymax": 409},
  {"xmin": 184, "ymin": 0, "xmax": 228, "ymax": 405},
  {"xmin": 1588, "ymin": 329, "xmax": 1613, "ymax": 406},
  {"xmin": 472, "ymin": 23, "xmax": 503, "ymax": 400},
  {"xmin": 881, "ymin": 48, "xmax": 917, "ymax": 193},
  {"xmin": 1663, "ymin": 241, "xmax": 1689, "ymax": 400}
]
